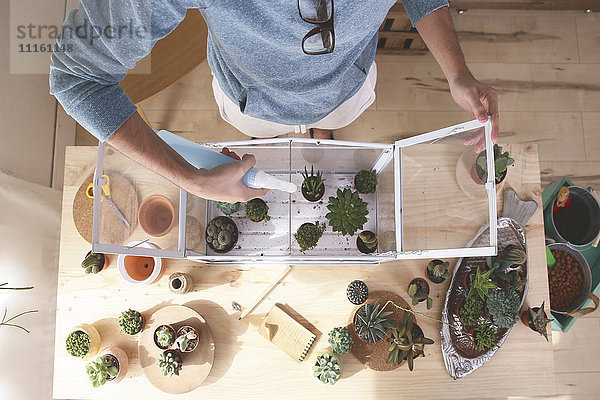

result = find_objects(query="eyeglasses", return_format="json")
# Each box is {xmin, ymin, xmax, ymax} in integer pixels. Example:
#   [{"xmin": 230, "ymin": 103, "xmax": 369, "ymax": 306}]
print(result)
[{"xmin": 298, "ymin": 0, "xmax": 334, "ymax": 55}]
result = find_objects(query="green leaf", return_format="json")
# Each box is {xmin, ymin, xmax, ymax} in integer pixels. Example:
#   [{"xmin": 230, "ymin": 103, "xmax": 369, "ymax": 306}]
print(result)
[
  {"xmin": 408, "ymin": 284, "xmax": 417, "ymax": 297},
  {"xmin": 426, "ymin": 297, "xmax": 433, "ymax": 310}
]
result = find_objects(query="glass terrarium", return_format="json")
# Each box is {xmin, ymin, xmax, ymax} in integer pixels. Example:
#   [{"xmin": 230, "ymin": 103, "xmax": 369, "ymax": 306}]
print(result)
[{"xmin": 91, "ymin": 119, "xmax": 497, "ymax": 264}]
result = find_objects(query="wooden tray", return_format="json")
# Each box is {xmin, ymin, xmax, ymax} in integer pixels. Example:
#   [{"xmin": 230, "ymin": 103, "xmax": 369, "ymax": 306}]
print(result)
[{"xmin": 138, "ymin": 305, "xmax": 215, "ymax": 394}]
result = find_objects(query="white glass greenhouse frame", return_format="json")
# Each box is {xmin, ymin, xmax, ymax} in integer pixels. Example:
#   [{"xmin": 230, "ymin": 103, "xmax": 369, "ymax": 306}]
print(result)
[{"xmin": 91, "ymin": 118, "xmax": 497, "ymax": 264}]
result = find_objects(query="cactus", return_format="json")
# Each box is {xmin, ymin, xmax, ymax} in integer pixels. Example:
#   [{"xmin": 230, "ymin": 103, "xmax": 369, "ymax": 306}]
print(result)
[
  {"xmin": 328, "ymin": 327, "xmax": 353, "ymax": 354},
  {"xmin": 503, "ymin": 244, "xmax": 527, "ymax": 265},
  {"xmin": 354, "ymin": 300, "xmax": 393, "ymax": 343},
  {"xmin": 426, "ymin": 259, "xmax": 450, "ymax": 283},
  {"xmin": 486, "ymin": 288, "xmax": 521, "ymax": 328},
  {"xmin": 312, "ymin": 349, "xmax": 342, "ymax": 385},
  {"xmin": 472, "ymin": 321, "xmax": 497, "ymax": 351},
  {"xmin": 459, "ymin": 294, "xmax": 484, "ymax": 326},
  {"xmin": 155, "ymin": 326, "xmax": 175, "ymax": 348},
  {"xmin": 301, "ymin": 166, "xmax": 326, "ymax": 200},
  {"xmin": 408, "ymin": 280, "xmax": 433, "ymax": 310},
  {"xmin": 157, "ymin": 350, "xmax": 182, "ymax": 377},
  {"xmin": 354, "ymin": 170, "xmax": 377, "ymax": 194},
  {"xmin": 86, "ymin": 355, "xmax": 119, "ymax": 387},
  {"xmin": 245, "ymin": 198, "xmax": 270, "ymax": 222},
  {"xmin": 216, "ymin": 201, "xmax": 241, "ymax": 216},
  {"xmin": 66, "ymin": 330, "xmax": 91, "ymax": 358},
  {"xmin": 325, "ymin": 188, "xmax": 369, "ymax": 236},
  {"xmin": 346, "ymin": 280, "xmax": 368, "ymax": 305},
  {"xmin": 206, "ymin": 216, "xmax": 238, "ymax": 252},
  {"xmin": 294, "ymin": 222, "xmax": 326, "ymax": 253},
  {"xmin": 81, "ymin": 251, "xmax": 107, "ymax": 274},
  {"xmin": 118, "ymin": 309, "xmax": 144, "ymax": 335}
]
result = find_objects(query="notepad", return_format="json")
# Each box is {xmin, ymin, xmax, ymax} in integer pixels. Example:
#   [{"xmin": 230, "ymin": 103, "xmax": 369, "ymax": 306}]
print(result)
[{"xmin": 258, "ymin": 304, "xmax": 316, "ymax": 363}]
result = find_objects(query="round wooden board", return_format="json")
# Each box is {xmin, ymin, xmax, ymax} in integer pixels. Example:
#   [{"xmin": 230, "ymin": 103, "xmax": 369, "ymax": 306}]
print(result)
[
  {"xmin": 346, "ymin": 291, "xmax": 411, "ymax": 372},
  {"xmin": 72, "ymin": 173, "xmax": 138, "ymax": 244},
  {"xmin": 138, "ymin": 305, "xmax": 215, "ymax": 394}
]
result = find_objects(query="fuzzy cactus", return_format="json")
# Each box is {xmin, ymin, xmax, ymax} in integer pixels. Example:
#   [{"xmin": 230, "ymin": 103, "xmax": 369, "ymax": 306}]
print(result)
[
  {"xmin": 354, "ymin": 170, "xmax": 377, "ymax": 194},
  {"xmin": 66, "ymin": 330, "xmax": 91, "ymax": 358},
  {"xmin": 312, "ymin": 349, "xmax": 343, "ymax": 385},
  {"xmin": 328, "ymin": 327, "xmax": 353, "ymax": 354},
  {"xmin": 157, "ymin": 350, "xmax": 182, "ymax": 377},
  {"xmin": 206, "ymin": 216, "xmax": 238, "ymax": 252},
  {"xmin": 245, "ymin": 198, "xmax": 270, "ymax": 222},
  {"xmin": 503, "ymin": 244, "xmax": 527, "ymax": 265},
  {"xmin": 81, "ymin": 251, "xmax": 107, "ymax": 274},
  {"xmin": 295, "ymin": 222, "xmax": 326, "ymax": 253},
  {"xmin": 118, "ymin": 309, "xmax": 144, "ymax": 335}
]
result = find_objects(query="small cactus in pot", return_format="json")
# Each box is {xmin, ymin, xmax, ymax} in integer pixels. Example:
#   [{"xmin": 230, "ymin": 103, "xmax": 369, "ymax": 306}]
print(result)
[
  {"xmin": 357, "ymin": 230, "xmax": 378, "ymax": 254},
  {"xmin": 354, "ymin": 169, "xmax": 377, "ymax": 194},
  {"xmin": 206, "ymin": 216, "xmax": 238, "ymax": 253},
  {"xmin": 346, "ymin": 280, "xmax": 368, "ymax": 305},
  {"xmin": 521, "ymin": 301, "xmax": 553, "ymax": 341},
  {"xmin": 426, "ymin": 259, "xmax": 450, "ymax": 284},
  {"xmin": 86, "ymin": 354, "xmax": 119, "ymax": 387},
  {"xmin": 81, "ymin": 251, "xmax": 108, "ymax": 274},
  {"xmin": 301, "ymin": 165, "xmax": 326, "ymax": 202},
  {"xmin": 327, "ymin": 327, "xmax": 353, "ymax": 354},
  {"xmin": 408, "ymin": 278, "xmax": 433, "ymax": 310},
  {"xmin": 245, "ymin": 198, "xmax": 270, "ymax": 222},
  {"xmin": 65, "ymin": 324, "xmax": 101, "ymax": 360},
  {"xmin": 312, "ymin": 348, "xmax": 343, "ymax": 385},
  {"xmin": 157, "ymin": 349, "xmax": 182, "ymax": 377},
  {"xmin": 295, "ymin": 221, "xmax": 326, "ymax": 253},
  {"xmin": 118, "ymin": 309, "xmax": 144, "ymax": 335},
  {"xmin": 353, "ymin": 299, "xmax": 394, "ymax": 343}
]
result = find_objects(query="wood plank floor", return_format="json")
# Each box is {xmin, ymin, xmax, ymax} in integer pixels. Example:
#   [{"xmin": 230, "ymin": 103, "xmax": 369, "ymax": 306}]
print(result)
[{"xmin": 76, "ymin": 9, "xmax": 600, "ymax": 398}]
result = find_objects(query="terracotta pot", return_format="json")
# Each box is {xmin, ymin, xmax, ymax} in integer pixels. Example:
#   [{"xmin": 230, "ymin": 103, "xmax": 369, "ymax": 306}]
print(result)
[
  {"xmin": 102, "ymin": 346, "xmax": 129, "ymax": 384},
  {"xmin": 68, "ymin": 323, "xmax": 101, "ymax": 361},
  {"xmin": 138, "ymin": 195, "xmax": 176, "ymax": 237},
  {"xmin": 117, "ymin": 242, "xmax": 164, "ymax": 285},
  {"xmin": 175, "ymin": 325, "xmax": 200, "ymax": 353},
  {"xmin": 154, "ymin": 324, "xmax": 176, "ymax": 350},
  {"xmin": 301, "ymin": 176, "xmax": 325, "ymax": 202}
]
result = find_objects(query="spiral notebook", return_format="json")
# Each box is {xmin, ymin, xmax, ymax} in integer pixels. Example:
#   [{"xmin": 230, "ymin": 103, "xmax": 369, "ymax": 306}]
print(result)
[{"xmin": 258, "ymin": 304, "xmax": 316, "ymax": 363}]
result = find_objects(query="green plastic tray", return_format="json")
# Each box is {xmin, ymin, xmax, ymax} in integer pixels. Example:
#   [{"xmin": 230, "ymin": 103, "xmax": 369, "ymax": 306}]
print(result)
[{"xmin": 542, "ymin": 177, "xmax": 600, "ymax": 332}]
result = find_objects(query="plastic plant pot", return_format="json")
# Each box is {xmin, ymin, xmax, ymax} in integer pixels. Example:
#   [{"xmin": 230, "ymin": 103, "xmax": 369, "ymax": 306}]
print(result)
[
  {"xmin": 301, "ymin": 176, "xmax": 325, "ymax": 202},
  {"xmin": 138, "ymin": 195, "xmax": 176, "ymax": 237}
]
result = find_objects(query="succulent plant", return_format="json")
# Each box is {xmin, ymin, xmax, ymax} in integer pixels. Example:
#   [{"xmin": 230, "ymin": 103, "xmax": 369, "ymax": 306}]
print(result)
[
  {"xmin": 354, "ymin": 169, "xmax": 377, "ymax": 194},
  {"xmin": 358, "ymin": 231, "xmax": 378, "ymax": 252},
  {"xmin": 295, "ymin": 222, "xmax": 326, "ymax": 253},
  {"xmin": 301, "ymin": 166, "xmax": 325, "ymax": 200},
  {"xmin": 328, "ymin": 327, "xmax": 353, "ymax": 354},
  {"xmin": 503, "ymin": 245, "xmax": 527, "ymax": 265},
  {"xmin": 386, "ymin": 312, "xmax": 434, "ymax": 371},
  {"xmin": 427, "ymin": 259, "xmax": 450, "ymax": 283},
  {"xmin": 312, "ymin": 349, "xmax": 342, "ymax": 385},
  {"xmin": 216, "ymin": 201, "xmax": 241, "ymax": 216},
  {"xmin": 506, "ymin": 270, "xmax": 527, "ymax": 292},
  {"xmin": 472, "ymin": 321, "xmax": 497, "ymax": 351},
  {"xmin": 86, "ymin": 355, "xmax": 119, "ymax": 387},
  {"xmin": 245, "ymin": 198, "xmax": 270, "ymax": 222},
  {"xmin": 206, "ymin": 216, "xmax": 238, "ymax": 252},
  {"xmin": 459, "ymin": 294, "xmax": 484, "ymax": 327},
  {"xmin": 346, "ymin": 280, "xmax": 368, "ymax": 305},
  {"xmin": 408, "ymin": 279, "xmax": 433, "ymax": 310},
  {"xmin": 476, "ymin": 144, "xmax": 515, "ymax": 182},
  {"xmin": 526, "ymin": 301, "xmax": 553, "ymax": 341},
  {"xmin": 175, "ymin": 328, "xmax": 198, "ymax": 352},
  {"xmin": 487, "ymin": 288, "xmax": 521, "ymax": 328},
  {"xmin": 155, "ymin": 326, "xmax": 175, "ymax": 348},
  {"xmin": 325, "ymin": 188, "xmax": 369, "ymax": 236},
  {"xmin": 354, "ymin": 300, "xmax": 394, "ymax": 343},
  {"xmin": 157, "ymin": 350, "xmax": 182, "ymax": 377},
  {"xmin": 81, "ymin": 251, "xmax": 107, "ymax": 274},
  {"xmin": 66, "ymin": 330, "xmax": 91, "ymax": 358},
  {"xmin": 470, "ymin": 268, "xmax": 497, "ymax": 301},
  {"xmin": 118, "ymin": 309, "xmax": 144, "ymax": 335}
]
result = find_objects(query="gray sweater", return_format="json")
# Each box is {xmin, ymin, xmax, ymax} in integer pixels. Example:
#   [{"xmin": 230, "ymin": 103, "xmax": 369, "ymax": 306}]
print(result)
[{"xmin": 49, "ymin": 0, "xmax": 448, "ymax": 141}]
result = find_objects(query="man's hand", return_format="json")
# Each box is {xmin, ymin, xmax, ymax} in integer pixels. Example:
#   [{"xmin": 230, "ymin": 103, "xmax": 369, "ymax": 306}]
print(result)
[{"xmin": 449, "ymin": 72, "xmax": 499, "ymax": 151}]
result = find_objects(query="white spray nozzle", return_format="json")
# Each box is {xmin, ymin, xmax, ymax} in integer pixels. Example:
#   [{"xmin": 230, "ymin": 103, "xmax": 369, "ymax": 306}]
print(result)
[{"xmin": 253, "ymin": 170, "xmax": 297, "ymax": 193}]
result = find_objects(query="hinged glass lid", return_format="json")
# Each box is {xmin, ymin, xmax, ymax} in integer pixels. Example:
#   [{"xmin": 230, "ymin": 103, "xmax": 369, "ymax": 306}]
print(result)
[{"xmin": 393, "ymin": 118, "xmax": 497, "ymax": 259}]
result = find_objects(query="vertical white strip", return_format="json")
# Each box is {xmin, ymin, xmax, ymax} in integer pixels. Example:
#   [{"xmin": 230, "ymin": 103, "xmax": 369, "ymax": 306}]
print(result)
[
  {"xmin": 91, "ymin": 142, "xmax": 104, "ymax": 252},
  {"xmin": 178, "ymin": 188, "xmax": 187, "ymax": 254},
  {"xmin": 484, "ymin": 117, "xmax": 498, "ymax": 253}
]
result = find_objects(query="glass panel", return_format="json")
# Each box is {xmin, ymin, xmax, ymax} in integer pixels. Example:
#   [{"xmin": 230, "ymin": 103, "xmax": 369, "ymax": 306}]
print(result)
[
  {"xmin": 303, "ymin": 30, "xmax": 333, "ymax": 54},
  {"xmin": 376, "ymin": 158, "xmax": 396, "ymax": 253},
  {"xmin": 289, "ymin": 141, "xmax": 388, "ymax": 256},
  {"xmin": 94, "ymin": 144, "xmax": 181, "ymax": 253},
  {"xmin": 298, "ymin": 0, "xmax": 332, "ymax": 22},
  {"xmin": 399, "ymin": 125, "xmax": 493, "ymax": 252},
  {"xmin": 185, "ymin": 192, "xmax": 207, "ymax": 255}
]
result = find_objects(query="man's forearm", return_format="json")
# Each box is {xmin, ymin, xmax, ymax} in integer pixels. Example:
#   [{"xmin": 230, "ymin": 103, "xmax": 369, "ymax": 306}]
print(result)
[
  {"xmin": 107, "ymin": 112, "xmax": 198, "ymax": 191},
  {"xmin": 415, "ymin": 6, "xmax": 470, "ymax": 83}
]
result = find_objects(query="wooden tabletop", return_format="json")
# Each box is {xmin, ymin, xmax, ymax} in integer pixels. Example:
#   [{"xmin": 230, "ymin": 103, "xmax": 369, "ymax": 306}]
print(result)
[{"xmin": 54, "ymin": 143, "xmax": 555, "ymax": 399}]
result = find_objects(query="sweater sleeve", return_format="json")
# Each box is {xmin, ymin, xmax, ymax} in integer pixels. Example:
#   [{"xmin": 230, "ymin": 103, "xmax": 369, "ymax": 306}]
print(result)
[
  {"xmin": 400, "ymin": 0, "xmax": 449, "ymax": 26},
  {"xmin": 49, "ymin": 0, "xmax": 202, "ymax": 142}
]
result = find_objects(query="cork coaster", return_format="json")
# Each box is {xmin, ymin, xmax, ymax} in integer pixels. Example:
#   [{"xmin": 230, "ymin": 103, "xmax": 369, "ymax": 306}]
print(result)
[
  {"xmin": 72, "ymin": 173, "xmax": 138, "ymax": 244},
  {"xmin": 346, "ymin": 291, "xmax": 411, "ymax": 372}
]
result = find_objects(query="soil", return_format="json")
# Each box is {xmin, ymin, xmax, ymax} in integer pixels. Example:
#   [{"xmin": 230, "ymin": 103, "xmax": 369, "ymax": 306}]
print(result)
[
  {"xmin": 346, "ymin": 291, "xmax": 412, "ymax": 371},
  {"xmin": 301, "ymin": 177, "xmax": 325, "ymax": 202},
  {"xmin": 548, "ymin": 249, "xmax": 584, "ymax": 311},
  {"xmin": 154, "ymin": 325, "xmax": 176, "ymax": 350},
  {"xmin": 356, "ymin": 231, "xmax": 377, "ymax": 254},
  {"xmin": 176, "ymin": 326, "xmax": 199, "ymax": 352},
  {"xmin": 103, "ymin": 354, "xmax": 119, "ymax": 382}
]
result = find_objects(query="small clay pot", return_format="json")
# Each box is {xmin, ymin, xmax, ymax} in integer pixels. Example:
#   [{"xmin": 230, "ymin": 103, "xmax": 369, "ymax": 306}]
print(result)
[
  {"xmin": 301, "ymin": 176, "xmax": 325, "ymax": 202},
  {"xmin": 169, "ymin": 272, "xmax": 193, "ymax": 295},
  {"xmin": 175, "ymin": 325, "xmax": 200, "ymax": 353},
  {"xmin": 154, "ymin": 324, "xmax": 176, "ymax": 350},
  {"xmin": 426, "ymin": 259, "xmax": 448, "ymax": 284},
  {"xmin": 520, "ymin": 306, "xmax": 548, "ymax": 331},
  {"xmin": 408, "ymin": 278, "xmax": 430, "ymax": 303},
  {"xmin": 102, "ymin": 346, "xmax": 129, "ymax": 384},
  {"xmin": 356, "ymin": 231, "xmax": 377, "ymax": 254},
  {"xmin": 138, "ymin": 195, "xmax": 176, "ymax": 237},
  {"xmin": 472, "ymin": 153, "xmax": 508, "ymax": 185}
]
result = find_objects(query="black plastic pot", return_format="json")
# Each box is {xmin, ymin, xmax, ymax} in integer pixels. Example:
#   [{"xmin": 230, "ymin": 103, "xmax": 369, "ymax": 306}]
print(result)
[{"xmin": 301, "ymin": 176, "xmax": 325, "ymax": 202}]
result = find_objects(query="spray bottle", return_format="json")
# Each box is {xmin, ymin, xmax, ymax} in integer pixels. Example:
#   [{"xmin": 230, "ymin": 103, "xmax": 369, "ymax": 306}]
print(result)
[{"xmin": 155, "ymin": 130, "xmax": 297, "ymax": 193}]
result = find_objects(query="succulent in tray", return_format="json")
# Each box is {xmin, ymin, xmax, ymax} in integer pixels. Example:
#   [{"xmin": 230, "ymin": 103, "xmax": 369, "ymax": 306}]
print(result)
[
  {"xmin": 328, "ymin": 327, "xmax": 353, "ymax": 354},
  {"xmin": 354, "ymin": 169, "xmax": 377, "ymax": 194},
  {"xmin": 475, "ymin": 144, "xmax": 515, "ymax": 184},
  {"xmin": 157, "ymin": 350, "xmax": 182, "ymax": 377},
  {"xmin": 326, "ymin": 188, "xmax": 368, "ymax": 236},
  {"xmin": 216, "ymin": 201, "xmax": 241, "ymax": 216},
  {"xmin": 354, "ymin": 299, "xmax": 393, "ymax": 343},
  {"xmin": 459, "ymin": 294, "xmax": 484, "ymax": 327},
  {"xmin": 86, "ymin": 354, "xmax": 119, "ymax": 387},
  {"xmin": 206, "ymin": 216, "xmax": 238, "ymax": 253},
  {"xmin": 523, "ymin": 301, "xmax": 552, "ymax": 341},
  {"xmin": 386, "ymin": 312, "xmax": 434, "ymax": 371},
  {"xmin": 472, "ymin": 321, "xmax": 497, "ymax": 351},
  {"xmin": 301, "ymin": 165, "xmax": 325, "ymax": 202},
  {"xmin": 503, "ymin": 244, "xmax": 527, "ymax": 265},
  {"xmin": 66, "ymin": 330, "xmax": 91, "ymax": 358},
  {"xmin": 470, "ymin": 268, "xmax": 497, "ymax": 301},
  {"xmin": 346, "ymin": 280, "xmax": 368, "ymax": 305},
  {"xmin": 245, "ymin": 198, "xmax": 271, "ymax": 222},
  {"xmin": 295, "ymin": 221, "xmax": 326, "ymax": 253},
  {"xmin": 486, "ymin": 287, "xmax": 521, "ymax": 329},
  {"xmin": 81, "ymin": 251, "xmax": 108, "ymax": 274},
  {"xmin": 155, "ymin": 325, "xmax": 176, "ymax": 349},
  {"xmin": 426, "ymin": 259, "xmax": 450, "ymax": 284},
  {"xmin": 312, "ymin": 348, "xmax": 342, "ymax": 385},
  {"xmin": 118, "ymin": 309, "xmax": 144, "ymax": 335},
  {"xmin": 408, "ymin": 278, "xmax": 433, "ymax": 309}
]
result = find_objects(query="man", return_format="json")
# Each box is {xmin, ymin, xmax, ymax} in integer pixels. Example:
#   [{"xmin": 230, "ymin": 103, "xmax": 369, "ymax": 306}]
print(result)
[{"xmin": 50, "ymin": 0, "xmax": 498, "ymax": 203}]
